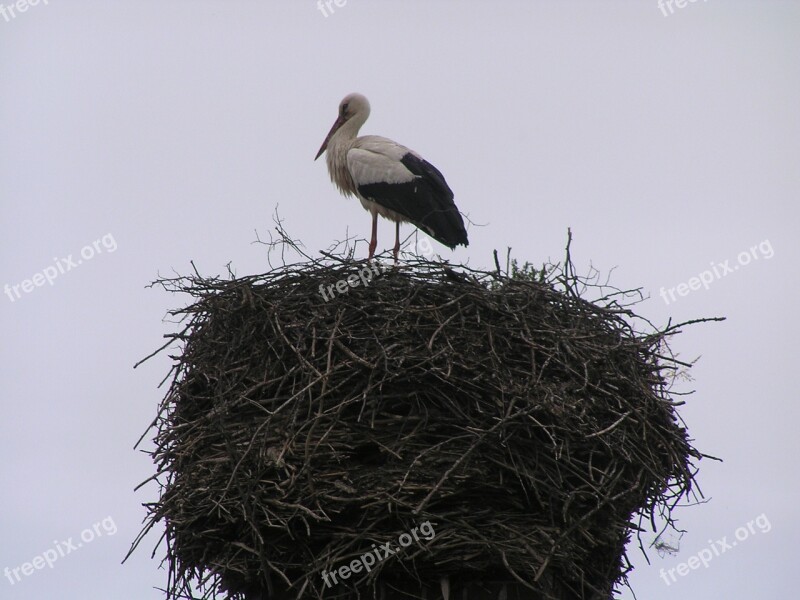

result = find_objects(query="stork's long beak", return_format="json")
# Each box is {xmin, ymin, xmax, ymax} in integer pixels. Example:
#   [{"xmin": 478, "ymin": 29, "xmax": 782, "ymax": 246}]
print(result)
[{"xmin": 315, "ymin": 115, "xmax": 346, "ymax": 160}]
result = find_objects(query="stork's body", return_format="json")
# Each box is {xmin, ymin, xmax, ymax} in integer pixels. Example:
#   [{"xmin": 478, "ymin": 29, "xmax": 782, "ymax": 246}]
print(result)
[{"xmin": 315, "ymin": 93, "xmax": 468, "ymax": 260}]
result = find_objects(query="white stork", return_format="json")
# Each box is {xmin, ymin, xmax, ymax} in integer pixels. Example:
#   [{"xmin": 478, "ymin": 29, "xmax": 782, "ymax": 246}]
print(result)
[{"xmin": 315, "ymin": 93, "xmax": 468, "ymax": 261}]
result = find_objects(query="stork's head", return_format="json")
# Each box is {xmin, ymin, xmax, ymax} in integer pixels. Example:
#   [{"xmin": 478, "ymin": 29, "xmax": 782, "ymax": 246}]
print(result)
[{"xmin": 315, "ymin": 93, "xmax": 371, "ymax": 160}]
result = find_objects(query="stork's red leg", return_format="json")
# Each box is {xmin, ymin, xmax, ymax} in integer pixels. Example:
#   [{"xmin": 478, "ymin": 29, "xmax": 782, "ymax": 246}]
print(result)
[
  {"xmin": 368, "ymin": 212, "xmax": 378, "ymax": 260},
  {"xmin": 393, "ymin": 222, "xmax": 400, "ymax": 263}
]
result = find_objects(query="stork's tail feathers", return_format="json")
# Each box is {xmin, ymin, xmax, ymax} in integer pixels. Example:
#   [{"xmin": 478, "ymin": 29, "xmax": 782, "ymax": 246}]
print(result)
[{"xmin": 419, "ymin": 209, "xmax": 469, "ymax": 250}]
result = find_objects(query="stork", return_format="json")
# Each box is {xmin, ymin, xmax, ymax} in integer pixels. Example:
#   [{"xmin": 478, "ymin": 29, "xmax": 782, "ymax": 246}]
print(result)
[{"xmin": 315, "ymin": 93, "xmax": 468, "ymax": 261}]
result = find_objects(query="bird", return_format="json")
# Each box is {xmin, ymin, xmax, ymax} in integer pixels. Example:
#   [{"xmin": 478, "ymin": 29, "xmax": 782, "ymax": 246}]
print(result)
[{"xmin": 315, "ymin": 93, "xmax": 468, "ymax": 261}]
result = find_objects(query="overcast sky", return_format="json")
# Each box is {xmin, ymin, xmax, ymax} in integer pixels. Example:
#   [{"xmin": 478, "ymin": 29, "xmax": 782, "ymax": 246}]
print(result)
[{"xmin": 1, "ymin": 1, "xmax": 798, "ymax": 599}]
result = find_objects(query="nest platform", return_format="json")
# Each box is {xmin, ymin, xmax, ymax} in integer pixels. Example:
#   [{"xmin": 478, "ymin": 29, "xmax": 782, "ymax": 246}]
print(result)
[{"xmin": 130, "ymin": 250, "xmax": 714, "ymax": 600}]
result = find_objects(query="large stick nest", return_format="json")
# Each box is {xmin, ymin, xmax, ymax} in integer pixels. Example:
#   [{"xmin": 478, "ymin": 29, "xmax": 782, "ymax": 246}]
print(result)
[{"xmin": 130, "ymin": 237, "xmax": 718, "ymax": 600}]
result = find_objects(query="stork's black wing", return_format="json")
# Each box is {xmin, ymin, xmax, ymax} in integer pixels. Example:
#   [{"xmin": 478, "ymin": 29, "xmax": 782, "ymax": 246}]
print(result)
[{"xmin": 348, "ymin": 143, "xmax": 468, "ymax": 249}]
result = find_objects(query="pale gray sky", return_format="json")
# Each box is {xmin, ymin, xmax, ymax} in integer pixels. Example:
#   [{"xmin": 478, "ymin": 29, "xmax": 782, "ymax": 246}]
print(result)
[{"xmin": 1, "ymin": 1, "xmax": 798, "ymax": 599}]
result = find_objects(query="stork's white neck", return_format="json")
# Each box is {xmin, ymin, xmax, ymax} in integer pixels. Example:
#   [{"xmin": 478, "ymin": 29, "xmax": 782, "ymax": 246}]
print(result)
[{"xmin": 333, "ymin": 111, "xmax": 368, "ymax": 145}]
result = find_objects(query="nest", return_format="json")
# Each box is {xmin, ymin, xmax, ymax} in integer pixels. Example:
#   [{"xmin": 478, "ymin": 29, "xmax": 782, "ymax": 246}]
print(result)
[{"xmin": 129, "ymin": 241, "xmax": 718, "ymax": 600}]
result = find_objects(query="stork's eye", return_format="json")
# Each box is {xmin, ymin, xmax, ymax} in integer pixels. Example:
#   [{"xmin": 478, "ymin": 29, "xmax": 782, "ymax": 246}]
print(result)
[{"xmin": 341, "ymin": 103, "xmax": 349, "ymax": 114}]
